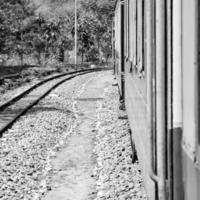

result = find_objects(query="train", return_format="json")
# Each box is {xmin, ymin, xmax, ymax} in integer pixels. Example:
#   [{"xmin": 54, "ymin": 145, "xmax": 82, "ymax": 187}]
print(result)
[{"xmin": 112, "ymin": 0, "xmax": 200, "ymax": 199}]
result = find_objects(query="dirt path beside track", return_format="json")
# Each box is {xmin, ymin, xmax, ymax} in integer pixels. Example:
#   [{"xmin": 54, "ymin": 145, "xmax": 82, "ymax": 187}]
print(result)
[{"xmin": 42, "ymin": 72, "xmax": 110, "ymax": 200}]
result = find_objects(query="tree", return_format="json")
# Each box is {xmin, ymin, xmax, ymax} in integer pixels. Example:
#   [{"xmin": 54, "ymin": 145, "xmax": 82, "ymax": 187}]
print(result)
[
  {"xmin": 0, "ymin": 0, "xmax": 115, "ymax": 65},
  {"xmin": 0, "ymin": 0, "xmax": 36, "ymax": 64},
  {"xmin": 77, "ymin": 0, "xmax": 115, "ymax": 62}
]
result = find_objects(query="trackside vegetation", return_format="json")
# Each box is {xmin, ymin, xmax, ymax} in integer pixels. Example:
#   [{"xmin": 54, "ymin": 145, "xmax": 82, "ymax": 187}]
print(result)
[{"xmin": 0, "ymin": 0, "xmax": 115, "ymax": 65}]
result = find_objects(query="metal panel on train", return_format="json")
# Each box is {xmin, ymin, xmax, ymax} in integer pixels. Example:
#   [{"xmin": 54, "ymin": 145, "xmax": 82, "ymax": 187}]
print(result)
[
  {"xmin": 182, "ymin": 1, "xmax": 200, "ymax": 200},
  {"xmin": 113, "ymin": 0, "xmax": 200, "ymax": 199}
]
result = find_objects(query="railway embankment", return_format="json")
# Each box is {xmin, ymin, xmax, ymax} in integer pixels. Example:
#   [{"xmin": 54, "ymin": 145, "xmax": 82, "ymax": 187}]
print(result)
[{"xmin": 0, "ymin": 70, "xmax": 147, "ymax": 200}]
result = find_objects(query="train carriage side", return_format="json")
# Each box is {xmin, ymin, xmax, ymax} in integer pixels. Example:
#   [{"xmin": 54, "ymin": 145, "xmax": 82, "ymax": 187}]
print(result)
[
  {"xmin": 123, "ymin": 0, "xmax": 156, "ymax": 199},
  {"xmin": 181, "ymin": 1, "xmax": 200, "ymax": 199},
  {"xmin": 114, "ymin": 0, "xmax": 156, "ymax": 199},
  {"xmin": 114, "ymin": 0, "xmax": 200, "ymax": 199},
  {"xmin": 164, "ymin": 1, "xmax": 200, "ymax": 199},
  {"xmin": 122, "ymin": 0, "xmax": 184, "ymax": 199}
]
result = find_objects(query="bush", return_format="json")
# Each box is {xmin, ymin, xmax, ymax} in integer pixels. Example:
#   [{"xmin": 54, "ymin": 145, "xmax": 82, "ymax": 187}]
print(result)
[{"xmin": 85, "ymin": 47, "xmax": 100, "ymax": 62}]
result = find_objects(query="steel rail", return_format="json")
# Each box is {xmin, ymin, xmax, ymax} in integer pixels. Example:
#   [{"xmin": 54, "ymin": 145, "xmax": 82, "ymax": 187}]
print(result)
[{"xmin": 0, "ymin": 67, "xmax": 107, "ymax": 137}]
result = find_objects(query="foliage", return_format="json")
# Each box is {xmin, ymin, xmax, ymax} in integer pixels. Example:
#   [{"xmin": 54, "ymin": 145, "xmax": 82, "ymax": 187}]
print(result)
[
  {"xmin": 85, "ymin": 47, "xmax": 99, "ymax": 62},
  {"xmin": 77, "ymin": 0, "xmax": 115, "ymax": 62},
  {"xmin": 32, "ymin": 0, "xmax": 115, "ymax": 63},
  {"xmin": 0, "ymin": 0, "xmax": 73, "ymax": 65},
  {"xmin": 0, "ymin": 0, "xmax": 115, "ymax": 65}
]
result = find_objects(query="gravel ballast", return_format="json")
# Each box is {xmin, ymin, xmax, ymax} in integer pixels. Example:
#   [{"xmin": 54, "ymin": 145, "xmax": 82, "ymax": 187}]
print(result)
[
  {"xmin": 0, "ymin": 71, "xmax": 147, "ymax": 200},
  {"xmin": 0, "ymin": 73, "xmax": 90, "ymax": 200},
  {"xmin": 93, "ymin": 79, "xmax": 147, "ymax": 200}
]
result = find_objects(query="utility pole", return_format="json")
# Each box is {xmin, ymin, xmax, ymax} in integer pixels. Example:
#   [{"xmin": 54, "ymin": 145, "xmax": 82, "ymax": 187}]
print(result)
[{"xmin": 74, "ymin": 0, "xmax": 77, "ymax": 65}]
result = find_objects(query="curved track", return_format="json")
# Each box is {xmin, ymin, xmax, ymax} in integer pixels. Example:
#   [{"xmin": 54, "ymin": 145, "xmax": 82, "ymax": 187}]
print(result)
[{"xmin": 0, "ymin": 67, "xmax": 107, "ymax": 137}]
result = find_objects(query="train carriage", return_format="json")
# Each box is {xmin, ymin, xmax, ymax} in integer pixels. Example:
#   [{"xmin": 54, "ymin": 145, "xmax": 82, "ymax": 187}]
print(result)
[{"xmin": 113, "ymin": 0, "xmax": 200, "ymax": 199}]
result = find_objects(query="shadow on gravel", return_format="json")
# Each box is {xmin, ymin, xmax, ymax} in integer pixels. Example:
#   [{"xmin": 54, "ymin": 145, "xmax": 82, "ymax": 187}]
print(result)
[
  {"xmin": 0, "ymin": 107, "xmax": 73, "ymax": 123},
  {"xmin": 28, "ymin": 106, "xmax": 86, "ymax": 117},
  {"xmin": 28, "ymin": 106, "xmax": 74, "ymax": 115},
  {"xmin": 74, "ymin": 97, "xmax": 104, "ymax": 101}
]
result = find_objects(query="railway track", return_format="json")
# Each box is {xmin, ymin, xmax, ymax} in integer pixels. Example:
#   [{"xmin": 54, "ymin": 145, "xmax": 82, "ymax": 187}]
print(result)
[{"xmin": 0, "ymin": 67, "xmax": 107, "ymax": 137}]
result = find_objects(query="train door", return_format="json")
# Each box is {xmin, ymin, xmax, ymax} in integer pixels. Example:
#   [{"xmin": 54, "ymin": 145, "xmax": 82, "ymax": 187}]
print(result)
[
  {"xmin": 154, "ymin": 1, "xmax": 168, "ymax": 199},
  {"xmin": 136, "ymin": 0, "xmax": 144, "ymax": 75},
  {"xmin": 145, "ymin": 0, "xmax": 158, "ymax": 199},
  {"xmin": 125, "ymin": 0, "xmax": 156, "ymax": 198},
  {"xmin": 181, "ymin": 0, "xmax": 200, "ymax": 199},
  {"xmin": 149, "ymin": 0, "xmax": 171, "ymax": 199},
  {"xmin": 152, "ymin": 0, "xmax": 184, "ymax": 199},
  {"xmin": 165, "ymin": 0, "xmax": 184, "ymax": 199}
]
